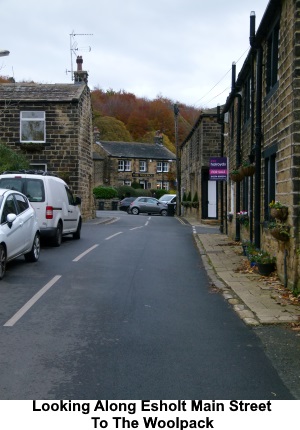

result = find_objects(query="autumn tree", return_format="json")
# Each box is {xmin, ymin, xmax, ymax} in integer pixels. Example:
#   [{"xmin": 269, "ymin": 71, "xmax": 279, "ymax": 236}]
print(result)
[
  {"xmin": 91, "ymin": 88, "xmax": 202, "ymax": 145},
  {"xmin": 93, "ymin": 114, "xmax": 133, "ymax": 141}
]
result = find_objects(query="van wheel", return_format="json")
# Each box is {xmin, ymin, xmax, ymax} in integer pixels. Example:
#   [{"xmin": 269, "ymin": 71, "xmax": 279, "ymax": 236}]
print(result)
[
  {"xmin": 73, "ymin": 219, "xmax": 81, "ymax": 240},
  {"xmin": 53, "ymin": 222, "xmax": 63, "ymax": 247},
  {"xmin": 0, "ymin": 244, "xmax": 7, "ymax": 280},
  {"xmin": 25, "ymin": 232, "xmax": 40, "ymax": 262}
]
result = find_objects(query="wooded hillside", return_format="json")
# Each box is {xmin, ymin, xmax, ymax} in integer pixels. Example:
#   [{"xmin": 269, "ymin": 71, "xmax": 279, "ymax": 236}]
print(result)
[{"xmin": 91, "ymin": 88, "xmax": 201, "ymax": 152}]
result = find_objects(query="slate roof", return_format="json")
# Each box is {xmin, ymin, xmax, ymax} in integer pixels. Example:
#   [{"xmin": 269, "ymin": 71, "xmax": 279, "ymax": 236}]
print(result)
[
  {"xmin": 0, "ymin": 83, "xmax": 86, "ymax": 102},
  {"xmin": 97, "ymin": 141, "xmax": 176, "ymax": 160}
]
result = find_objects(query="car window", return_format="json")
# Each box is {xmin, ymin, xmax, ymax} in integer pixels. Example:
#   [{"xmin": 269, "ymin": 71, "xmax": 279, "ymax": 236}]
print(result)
[
  {"xmin": 65, "ymin": 187, "xmax": 75, "ymax": 205},
  {"xmin": 148, "ymin": 198, "xmax": 157, "ymax": 204},
  {"xmin": 14, "ymin": 193, "xmax": 29, "ymax": 213},
  {"xmin": 0, "ymin": 178, "xmax": 23, "ymax": 193},
  {"xmin": 25, "ymin": 179, "xmax": 45, "ymax": 202},
  {"xmin": 1, "ymin": 195, "xmax": 17, "ymax": 224}
]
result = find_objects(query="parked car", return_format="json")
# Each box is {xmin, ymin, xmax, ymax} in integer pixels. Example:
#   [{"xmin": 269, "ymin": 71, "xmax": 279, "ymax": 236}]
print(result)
[
  {"xmin": 0, "ymin": 188, "xmax": 40, "ymax": 280},
  {"xmin": 119, "ymin": 197, "xmax": 136, "ymax": 212},
  {"xmin": 158, "ymin": 194, "xmax": 176, "ymax": 204},
  {"xmin": 0, "ymin": 171, "xmax": 82, "ymax": 246},
  {"xmin": 129, "ymin": 197, "xmax": 168, "ymax": 216}
]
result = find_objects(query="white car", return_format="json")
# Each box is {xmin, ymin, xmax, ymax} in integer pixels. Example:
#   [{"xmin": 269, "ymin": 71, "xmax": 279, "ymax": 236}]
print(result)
[
  {"xmin": 0, "ymin": 188, "xmax": 40, "ymax": 280},
  {"xmin": 158, "ymin": 194, "xmax": 176, "ymax": 204}
]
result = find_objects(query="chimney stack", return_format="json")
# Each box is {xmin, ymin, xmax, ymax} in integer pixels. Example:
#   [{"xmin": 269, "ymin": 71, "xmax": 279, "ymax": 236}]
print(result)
[
  {"xmin": 76, "ymin": 56, "xmax": 83, "ymax": 71},
  {"xmin": 154, "ymin": 130, "xmax": 163, "ymax": 146},
  {"xmin": 74, "ymin": 56, "xmax": 88, "ymax": 84}
]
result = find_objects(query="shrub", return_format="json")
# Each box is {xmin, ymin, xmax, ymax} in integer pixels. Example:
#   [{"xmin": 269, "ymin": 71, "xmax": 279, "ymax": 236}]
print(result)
[
  {"xmin": 131, "ymin": 181, "xmax": 143, "ymax": 189},
  {"xmin": 116, "ymin": 185, "xmax": 135, "ymax": 198},
  {"xmin": 0, "ymin": 143, "xmax": 29, "ymax": 172},
  {"xmin": 93, "ymin": 186, "xmax": 118, "ymax": 199},
  {"xmin": 151, "ymin": 189, "xmax": 168, "ymax": 199}
]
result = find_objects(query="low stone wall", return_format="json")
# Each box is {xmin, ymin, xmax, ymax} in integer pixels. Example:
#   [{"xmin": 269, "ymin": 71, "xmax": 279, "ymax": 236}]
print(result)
[{"xmin": 96, "ymin": 199, "xmax": 120, "ymax": 211}]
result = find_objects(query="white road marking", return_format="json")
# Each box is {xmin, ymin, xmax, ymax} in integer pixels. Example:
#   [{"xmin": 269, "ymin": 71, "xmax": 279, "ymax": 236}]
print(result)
[
  {"xmin": 130, "ymin": 226, "xmax": 143, "ymax": 230},
  {"xmin": 73, "ymin": 244, "xmax": 99, "ymax": 262},
  {"xmin": 105, "ymin": 232, "xmax": 123, "ymax": 240},
  {"xmin": 4, "ymin": 275, "xmax": 62, "ymax": 327}
]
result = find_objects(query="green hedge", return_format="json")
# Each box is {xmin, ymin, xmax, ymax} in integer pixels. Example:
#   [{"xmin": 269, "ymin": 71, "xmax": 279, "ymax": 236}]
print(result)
[{"xmin": 93, "ymin": 186, "xmax": 118, "ymax": 199}]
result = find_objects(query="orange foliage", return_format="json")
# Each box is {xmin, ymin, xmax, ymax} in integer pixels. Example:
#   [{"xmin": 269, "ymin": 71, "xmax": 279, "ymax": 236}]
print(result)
[{"xmin": 91, "ymin": 88, "xmax": 201, "ymax": 144}]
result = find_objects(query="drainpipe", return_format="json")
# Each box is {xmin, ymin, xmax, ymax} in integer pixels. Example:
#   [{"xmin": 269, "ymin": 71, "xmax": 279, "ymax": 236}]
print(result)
[
  {"xmin": 232, "ymin": 62, "xmax": 242, "ymax": 242},
  {"xmin": 217, "ymin": 105, "xmax": 225, "ymax": 233},
  {"xmin": 235, "ymin": 92, "xmax": 242, "ymax": 242},
  {"xmin": 250, "ymin": 11, "xmax": 262, "ymax": 249},
  {"xmin": 249, "ymin": 48, "xmax": 255, "ymax": 243},
  {"xmin": 254, "ymin": 47, "xmax": 263, "ymax": 249}
]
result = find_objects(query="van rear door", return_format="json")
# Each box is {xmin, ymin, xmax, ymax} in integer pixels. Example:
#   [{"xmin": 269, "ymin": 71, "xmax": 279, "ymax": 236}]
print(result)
[{"xmin": 63, "ymin": 186, "xmax": 79, "ymax": 232}]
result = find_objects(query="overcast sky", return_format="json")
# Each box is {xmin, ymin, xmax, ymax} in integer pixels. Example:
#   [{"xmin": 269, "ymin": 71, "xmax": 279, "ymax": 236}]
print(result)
[{"xmin": 1, "ymin": 0, "xmax": 269, "ymax": 109}]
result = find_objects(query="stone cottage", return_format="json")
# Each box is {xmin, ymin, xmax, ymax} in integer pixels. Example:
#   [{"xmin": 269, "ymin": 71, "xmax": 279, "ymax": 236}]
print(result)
[
  {"xmin": 94, "ymin": 135, "xmax": 176, "ymax": 191},
  {"xmin": 0, "ymin": 57, "xmax": 94, "ymax": 219},
  {"xmin": 221, "ymin": 0, "xmax": 300, "ymax": 292},
  {"xmin": 180, "ymin": 108, "xmax": 221, "ymax": 221}
]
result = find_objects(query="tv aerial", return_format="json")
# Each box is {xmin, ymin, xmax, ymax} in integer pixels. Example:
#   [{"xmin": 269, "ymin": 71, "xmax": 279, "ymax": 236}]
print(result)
[{"xmin": 67, "ymin": 31, "xmax": 93, "ymax": 81}]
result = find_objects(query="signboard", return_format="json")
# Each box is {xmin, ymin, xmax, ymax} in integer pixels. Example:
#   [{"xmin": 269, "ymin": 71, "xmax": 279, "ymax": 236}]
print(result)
[
  {"xmin": 209, "ymin": 157, "xmax": 228, "ymax": 181},
  {"xmin": 132, "ymin": 173, "xmax": 154, "ymax": 178}
]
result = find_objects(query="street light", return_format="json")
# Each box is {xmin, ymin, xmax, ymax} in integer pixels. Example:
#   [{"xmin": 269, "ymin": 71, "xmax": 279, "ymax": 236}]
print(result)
[{"xmin": 0, "ymin": 50, "xmax": 10, "ymax": 57}]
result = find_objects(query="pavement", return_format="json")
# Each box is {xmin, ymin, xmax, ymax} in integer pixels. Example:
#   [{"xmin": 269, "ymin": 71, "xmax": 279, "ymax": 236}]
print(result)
[
  {"xmin": 89, "ymin": 211, "xmax": 300, "ymax": 326},
  {"xmin": 182, "ymin": 216, "xmax": 300, "ymax": 326}
]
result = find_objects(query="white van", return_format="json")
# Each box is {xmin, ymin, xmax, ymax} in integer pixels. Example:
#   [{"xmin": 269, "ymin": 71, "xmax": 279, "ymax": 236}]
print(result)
[{"xmin": 0, "ymin": 172, "xmax": 82, "ymax": 246}]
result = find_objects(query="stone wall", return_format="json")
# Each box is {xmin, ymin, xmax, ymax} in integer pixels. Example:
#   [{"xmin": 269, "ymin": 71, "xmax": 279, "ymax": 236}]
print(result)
[
  {"xmin": 180, "ymin": 114, "xmax": 221, "ymax": 221},
  {"xmin": 0, "ymin": 86, "xmax": 94, "ymax": 220},
  {"xmin": 223, "ymin": 0, "xmax": 300, "ymax": 291}
]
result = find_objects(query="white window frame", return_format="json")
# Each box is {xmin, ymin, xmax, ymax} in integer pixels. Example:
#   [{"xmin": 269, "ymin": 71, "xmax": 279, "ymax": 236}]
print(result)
[
  {"xmin": 30, "ymin": 163, "xmax": 47, "ymax": 172},
  {"xmin": 20, "ymin": 111, "xmax": 46, "ymax": 143},
  {"xmin": 124, "ymin": 160, "xmax": 131, "ymax": 171},
  {"xmin": 156, "ymin": 181, "xmax": 169, "ymax": 190},
  {"xmin": 139, "ymin": 160, "xmax": 147, "ymax": 172},
  {"xmin": 157, "ymin": 161, "xmax": 169, "ymax": 173}
]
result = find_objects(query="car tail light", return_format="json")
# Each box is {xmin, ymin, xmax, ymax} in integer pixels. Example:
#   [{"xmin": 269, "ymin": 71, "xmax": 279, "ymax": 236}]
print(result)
[{"xmin": 46, "ymin": 206, "xmax": 53, "ymax": 219}]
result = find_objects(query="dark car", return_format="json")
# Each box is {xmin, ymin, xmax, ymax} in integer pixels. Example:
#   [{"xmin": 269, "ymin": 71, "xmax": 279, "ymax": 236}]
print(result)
[
  {"xmin": 119, "ymin": 197, "xmax": 136, "ymax": 212},
  {"xmin": 129, "ymin": 197, "xmax": 168, "ymax": 216}
]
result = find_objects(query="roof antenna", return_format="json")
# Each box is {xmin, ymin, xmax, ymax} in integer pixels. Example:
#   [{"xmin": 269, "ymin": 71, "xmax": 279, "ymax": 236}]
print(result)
[{"xmin": 66, "ymin": 31, "xmax": 93, "ymax": 81}]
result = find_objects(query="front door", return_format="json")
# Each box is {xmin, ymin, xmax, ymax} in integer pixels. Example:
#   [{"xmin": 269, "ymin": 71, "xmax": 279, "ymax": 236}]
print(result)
[
  {"xmin": 207, "ymin": 181, "xmax": 217, "ymax": 218},
  {"xmin": 202, "ymin": 170, "xmax": 218, "ymax": 219}
]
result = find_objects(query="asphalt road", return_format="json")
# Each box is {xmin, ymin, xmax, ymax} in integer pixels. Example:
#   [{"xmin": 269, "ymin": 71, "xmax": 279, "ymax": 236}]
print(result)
[{"xmin": 0, "ymin": 211, "xmax": 295, "ymax": 399}]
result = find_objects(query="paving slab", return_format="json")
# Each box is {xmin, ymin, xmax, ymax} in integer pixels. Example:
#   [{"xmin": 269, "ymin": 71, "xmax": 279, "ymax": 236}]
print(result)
[{"xmin": 186, "ymin": 219, "xmax": 300, "ymax": 326}]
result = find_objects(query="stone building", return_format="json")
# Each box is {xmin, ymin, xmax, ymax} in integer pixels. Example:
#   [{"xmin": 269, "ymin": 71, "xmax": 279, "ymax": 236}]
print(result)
[
  {"xmin": 221, "ymin": 0, "xmax": 300, "ymax": 292},
  {"xmin": 94, "ymin": 136, "xmax": 176, "ymax": 191},
  {"xmin": 180, "ymin": 109, "xmax": 221, "ymax": 221},
  {"xmin": 0, "ymin": 57, "xmax": 94, "ymax": 220}
]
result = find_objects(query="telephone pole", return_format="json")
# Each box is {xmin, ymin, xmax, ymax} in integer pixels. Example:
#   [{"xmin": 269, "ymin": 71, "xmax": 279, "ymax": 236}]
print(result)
[{"xmin": 174, "ymin": 104, "xmax": 181, "ymax": 216}]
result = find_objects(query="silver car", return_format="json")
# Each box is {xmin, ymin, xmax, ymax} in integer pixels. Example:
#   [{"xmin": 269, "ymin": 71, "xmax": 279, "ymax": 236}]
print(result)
[
  {"xmin": 129, "ymin": 197, "xmax": 168, "ymax": 216},
  {"xmin": 0, "ymin": 188, "xmax": 40, "ymax": 279}
]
